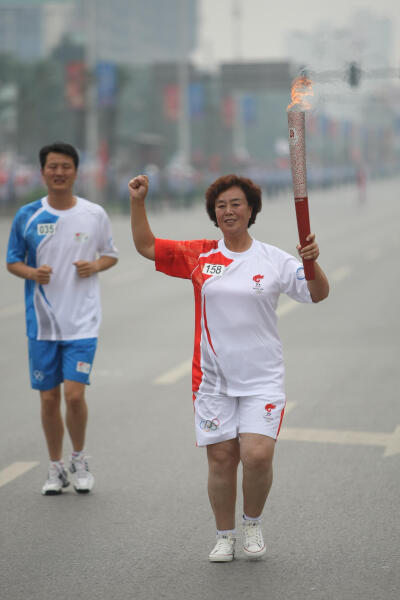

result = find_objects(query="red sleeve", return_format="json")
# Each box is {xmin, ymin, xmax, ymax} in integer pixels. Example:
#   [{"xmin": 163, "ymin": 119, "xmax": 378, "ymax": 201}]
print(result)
[{"xmin": 155, "ymin": 238, "xmax": 218, "ymax": 279}]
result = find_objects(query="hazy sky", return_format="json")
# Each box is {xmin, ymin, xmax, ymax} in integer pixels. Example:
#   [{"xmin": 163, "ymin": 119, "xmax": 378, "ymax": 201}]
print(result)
[{"xmin": 195, "ymin": 0, "xmax": 400, "ymax": 66}]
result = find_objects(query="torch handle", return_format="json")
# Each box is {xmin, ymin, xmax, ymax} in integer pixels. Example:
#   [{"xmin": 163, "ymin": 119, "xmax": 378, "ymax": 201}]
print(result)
[{"xmin": 295, "ymin": 196, "xmax": 315, "ymax": 280}]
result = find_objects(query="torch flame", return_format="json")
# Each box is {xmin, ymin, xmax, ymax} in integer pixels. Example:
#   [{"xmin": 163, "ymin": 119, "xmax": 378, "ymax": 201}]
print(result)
[{"xmin": 287, "ymin": 76, "xmax": 314, "ymax": 112}]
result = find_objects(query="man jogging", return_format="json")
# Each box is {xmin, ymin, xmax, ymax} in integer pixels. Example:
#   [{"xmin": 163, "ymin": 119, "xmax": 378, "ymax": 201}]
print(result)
[{"xmin": 6, "ymin": 142, "xmax": 118, "ymax": 495}]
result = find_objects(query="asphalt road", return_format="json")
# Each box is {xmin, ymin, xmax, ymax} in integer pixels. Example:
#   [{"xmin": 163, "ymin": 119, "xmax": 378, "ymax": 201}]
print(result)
[{"xmin": 0, "ymin": 177, "xmax": 399, "ymax": 600}]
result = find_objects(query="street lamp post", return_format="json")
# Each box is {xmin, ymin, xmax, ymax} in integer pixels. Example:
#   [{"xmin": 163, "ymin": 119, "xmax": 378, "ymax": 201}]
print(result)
[
  {"xmin": 178, "ymin": 0, "xmax": 191, "ymax": 170},
  {"xmin": 85, "ymin": 0, "xmax": 99, "ymax": 201}
]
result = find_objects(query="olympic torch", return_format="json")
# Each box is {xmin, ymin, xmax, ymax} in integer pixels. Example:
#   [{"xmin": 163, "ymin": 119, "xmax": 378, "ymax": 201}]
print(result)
[{"xmin": 287, "ymin": 77, "xmax": 315, "ymax": 280}]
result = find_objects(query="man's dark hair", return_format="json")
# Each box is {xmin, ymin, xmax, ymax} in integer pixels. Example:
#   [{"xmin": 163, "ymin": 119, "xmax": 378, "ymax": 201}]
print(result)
[
  {"xmin": 205, "ymin": 174, "xmax": 262, "ymax": 228},
  {"xmin": 39, "ymin": 142, "xmax": 79, "ymax": 169}
]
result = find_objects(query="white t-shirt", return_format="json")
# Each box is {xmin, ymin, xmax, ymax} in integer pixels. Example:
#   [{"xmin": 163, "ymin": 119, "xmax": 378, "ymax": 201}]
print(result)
[
  {"xmin": 155, "ymin": 237, "xmax": 312, "ymax": 398},
  {"xmin": 7, "ymin": 196, "xmax": 119, "ymax": 340}
]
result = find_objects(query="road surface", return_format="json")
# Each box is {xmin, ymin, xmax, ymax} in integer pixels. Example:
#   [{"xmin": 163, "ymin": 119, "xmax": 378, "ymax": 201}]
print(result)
[{"xmin": 0, "ymin": 178, "xmax": 399, "ymax": 599}]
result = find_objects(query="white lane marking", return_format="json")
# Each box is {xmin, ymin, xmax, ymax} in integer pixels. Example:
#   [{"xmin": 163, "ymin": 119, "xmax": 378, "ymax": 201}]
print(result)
[
  {"xmin": 154, "ymin": 358, "xmax": 192, "ymax": 385},
  {"xmin": 331, "ymin": 265, "xmax": 351, "ymax": 282},
  {"xmin": 0, "ymin": 461, "xmax": 39, "ymax": 488},
  {"xmin": 0, "ymin": 302, "xmax": 24, "ymax": 318},
  {"xmin": 280, "ymin": 425, "xmax": 400, "ymax": 457}
]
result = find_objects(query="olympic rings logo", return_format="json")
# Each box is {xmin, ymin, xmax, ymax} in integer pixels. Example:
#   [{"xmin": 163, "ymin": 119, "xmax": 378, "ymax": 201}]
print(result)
[
  {"xmin": 33, "ymin": 370, "xmax": 44, "ymax": 382},
  {"xmin": 199, "ymin": 418, "xmax": 220, "ymax": 432}
]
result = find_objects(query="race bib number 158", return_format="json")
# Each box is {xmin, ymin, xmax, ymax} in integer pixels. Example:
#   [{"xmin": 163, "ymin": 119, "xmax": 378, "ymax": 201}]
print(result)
[{"xmin": 202, "ymin": 263, "xmax": 226, "ymax": 276}]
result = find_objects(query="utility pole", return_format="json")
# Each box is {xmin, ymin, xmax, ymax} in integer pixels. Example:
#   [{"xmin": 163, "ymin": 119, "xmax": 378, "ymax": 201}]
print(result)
[
  {"xmin": 178, "ymin": 0, "xmax": 190, "ymax": 169},
  {"xmin": 233, "ymin": 92, "xmax": 246, "ymax": 160},
  {"xmin": 85, "ymin": 0, "xmax": 99, "ymax": 201},
  {"xmin": 232, "ymin": 0, "xmax": 242, "ymax": 62}
]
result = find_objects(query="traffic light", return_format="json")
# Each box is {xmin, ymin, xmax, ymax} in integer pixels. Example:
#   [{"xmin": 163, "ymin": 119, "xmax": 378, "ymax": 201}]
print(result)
[{"xmin": 348, "ymin": 62, "xmax": 361, "ymax": 87}]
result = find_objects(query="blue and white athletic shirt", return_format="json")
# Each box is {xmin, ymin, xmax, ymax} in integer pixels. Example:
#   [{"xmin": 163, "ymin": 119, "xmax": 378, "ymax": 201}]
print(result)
[{"xmin": 7, "ymin": 196, "xmax": 119, "ymax": 341}]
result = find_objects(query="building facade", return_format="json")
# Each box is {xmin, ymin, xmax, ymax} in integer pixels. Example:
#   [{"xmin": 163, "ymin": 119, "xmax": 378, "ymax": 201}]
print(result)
[{"xmin": 0, "ymin": 0, "xmax": 198, "ymax": 63}]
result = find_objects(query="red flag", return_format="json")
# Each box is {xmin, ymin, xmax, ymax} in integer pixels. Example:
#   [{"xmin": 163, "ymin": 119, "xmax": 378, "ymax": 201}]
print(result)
[
  {"xmin": 65, "ymin": 62, "xmax": 86, "ymax": 109},
  {"xmin": 163, "ymin": 84, "xmax": 180, "ymax": 121},
  {"xmin": 222, "ymin": 97, "xmax": 235, "ymax": 128}
]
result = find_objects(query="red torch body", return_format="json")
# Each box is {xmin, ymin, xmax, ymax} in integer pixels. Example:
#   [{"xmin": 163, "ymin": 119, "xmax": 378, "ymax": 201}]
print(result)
[{"xmin": 287, "ymin": 110, "xmax": 315, "ymax": 280}]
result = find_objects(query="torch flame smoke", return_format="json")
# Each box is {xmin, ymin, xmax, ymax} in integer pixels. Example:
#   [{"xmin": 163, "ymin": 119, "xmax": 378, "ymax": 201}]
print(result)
[{"xmin": 287, "ymin": 76, "xmax": 314, "ymax": 112}]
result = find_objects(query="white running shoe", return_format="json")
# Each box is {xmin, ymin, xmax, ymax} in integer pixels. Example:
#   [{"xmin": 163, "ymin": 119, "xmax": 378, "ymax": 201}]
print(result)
[
  {"xmin": 242, "ymin": 519, "xmax": 266, "ymax": 559},
  {"xmin": 69, "ymin": 454, "xmax": 94, "ymax": 494},
  {"xmin": 209, "ymin": 533, "xmax": 236, "ymax": 562},
  {"xmin": 42, "ymin": 462, "xmax": 70, "ymax": 495}
]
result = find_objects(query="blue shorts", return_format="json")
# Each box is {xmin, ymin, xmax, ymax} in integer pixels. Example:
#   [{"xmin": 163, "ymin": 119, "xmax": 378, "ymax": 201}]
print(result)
[{"xmin": 28, "ymin": 338, "xmax": 98, "ymax": 391}]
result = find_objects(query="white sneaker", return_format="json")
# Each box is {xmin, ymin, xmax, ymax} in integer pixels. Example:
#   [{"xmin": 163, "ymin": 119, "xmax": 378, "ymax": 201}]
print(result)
[
  {"xmin": 209, "ymin": 533, "xmax": 236, "ymax": 562},
  {"xmin": 69, "ymin": 454, "xmax": 94, "ymax": 493},
  {"xmin": 42, "ymin": 462, "xmax": 70, "ymax": 495},
  {"xmin": 242, "ymin": 519, "xmax": 266, "ymax": 559}
]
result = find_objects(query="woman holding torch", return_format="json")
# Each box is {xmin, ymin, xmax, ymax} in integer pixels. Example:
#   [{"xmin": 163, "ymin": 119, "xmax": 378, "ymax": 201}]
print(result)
[{"xmin": 129, "ymin": 173, "xmax": 329, "ymax": 562}]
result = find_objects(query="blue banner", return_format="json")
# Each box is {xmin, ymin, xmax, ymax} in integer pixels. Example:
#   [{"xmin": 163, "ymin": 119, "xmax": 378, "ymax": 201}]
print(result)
[
  {"xmin": 96, "ymin": 62, "xmax": 117, "ymax": 107},
  {"xmin": 189, "ymin": 82, "xmax": 204, "ymax": 118},
  {"xmin": 241, "ymin": 95, "xmax": 257, "ymax": 124}
]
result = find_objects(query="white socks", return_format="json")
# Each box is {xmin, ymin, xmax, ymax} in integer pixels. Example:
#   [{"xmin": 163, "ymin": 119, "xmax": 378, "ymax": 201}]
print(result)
[
  {"xmin": 71, "ymin": 450, "xmax": 84, "ymax": 460},
  {"xmin": 243, "ymin": 513, "xmax": 262, "ymax": 522},
  {"xmin": 216, "ymin": 513, "xmax": 263, "ymax": 536},
  {"xmin": 217, "ymin": 529, "xmax": 236, "ymax": 536}
]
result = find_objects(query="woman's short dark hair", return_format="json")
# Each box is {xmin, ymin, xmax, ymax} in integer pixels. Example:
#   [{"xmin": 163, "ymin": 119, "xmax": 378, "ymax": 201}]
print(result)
[
  {"xmin": 39, "ymin": 142, "xmax": 79, "ymax": 169},
  {"xmin": 205, "ymin": 174, "xmax": 262, "ymax": 228}
]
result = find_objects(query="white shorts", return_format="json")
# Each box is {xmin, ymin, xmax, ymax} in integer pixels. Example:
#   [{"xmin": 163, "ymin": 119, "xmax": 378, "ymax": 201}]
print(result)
[{"xmin": 193, "ymin": 392, "xmax": 286, "ymax": 447}]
